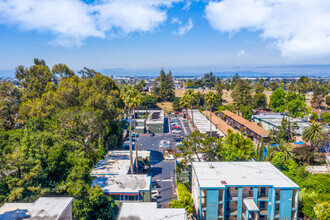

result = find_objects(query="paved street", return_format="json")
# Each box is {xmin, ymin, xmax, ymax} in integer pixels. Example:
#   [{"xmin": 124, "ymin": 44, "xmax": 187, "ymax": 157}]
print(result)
[{"xmin": 136, "ymin": 115, "xmax": 189, "ymax": 207}]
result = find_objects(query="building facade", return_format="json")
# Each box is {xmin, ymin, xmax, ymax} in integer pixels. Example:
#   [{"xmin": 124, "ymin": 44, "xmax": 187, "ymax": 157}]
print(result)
[
  {"xmin": 220, "ymin": 110, "xmax": 270, "ymax": 145},
  {"xmin": 192, "ymin": 162, "xmax": 299, "ymax": 220}
]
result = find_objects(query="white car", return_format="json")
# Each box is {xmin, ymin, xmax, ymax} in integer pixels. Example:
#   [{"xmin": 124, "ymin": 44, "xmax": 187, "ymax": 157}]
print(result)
[
  {"xmin": 160, "ymin": 144, "xmax": 171, "ymax": 148},
  {"xmin": 165, "ymin": 155, "xmax": 175, "ymax": 160},
  {"xmin": 175, "ymin": 142, "xmax": 183, "ymax": 147},
  {"xmin": 172, "ymin": 129, "xmax": 182, "ymax": 134},
  {"xmin": 160, "ymin": 140, "xmax": 171, "ymax": 145}
]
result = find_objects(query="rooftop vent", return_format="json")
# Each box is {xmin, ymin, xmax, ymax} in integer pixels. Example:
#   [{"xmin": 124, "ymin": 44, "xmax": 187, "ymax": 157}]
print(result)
[
  {"xmin": 221, "ymin": 181, "xmax": 227, "ymax": 184},
  {"xmin": 209, "ymin": 164, "xmax": 215, "ymax": 169}
]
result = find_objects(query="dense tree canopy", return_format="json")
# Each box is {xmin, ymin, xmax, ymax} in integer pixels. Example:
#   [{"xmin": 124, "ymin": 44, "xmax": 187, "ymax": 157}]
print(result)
[
  {"xmin": 0, "ymin": 59, "xmax": 124, "ymax": 219},
  {"xmin": 153, "ymin": 69, "xmax": 175, "ymax": 101}
]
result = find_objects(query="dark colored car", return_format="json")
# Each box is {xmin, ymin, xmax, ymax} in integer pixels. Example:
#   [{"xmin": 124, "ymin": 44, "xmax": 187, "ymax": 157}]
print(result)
[
  {"xmin": 131, "ymin": 133, "xmax": 139, "ymax": 137},
  {"xmin": 149, "ymin": 131, "xmax": 155, "ymax": 137}
]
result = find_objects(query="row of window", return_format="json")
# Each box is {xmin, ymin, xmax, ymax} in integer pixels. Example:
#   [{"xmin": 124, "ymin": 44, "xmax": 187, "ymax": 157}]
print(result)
[{"xmin": 119, "ymin": 195, "xmax": 139, "ymax": 201}]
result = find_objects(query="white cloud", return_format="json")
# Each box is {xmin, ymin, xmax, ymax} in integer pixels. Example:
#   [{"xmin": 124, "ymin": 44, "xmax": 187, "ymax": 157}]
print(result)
[
  {"xmin": 205, "ymin": 0, "xmax": 330, "ymax": 58},
  {"xmin": 171, "ymin": 17, "xmax": 182, "ymax": 24},
  {"xmin": 238, "ymin": 50, "xmax": 245, "ymax": 57},
  {"xmin": 173, "ymin": 18, "xmax": 193, "ymax": 35},
  {"xmin": 0, "ymin": 0, "xmax": 180, "ymax": 47}
]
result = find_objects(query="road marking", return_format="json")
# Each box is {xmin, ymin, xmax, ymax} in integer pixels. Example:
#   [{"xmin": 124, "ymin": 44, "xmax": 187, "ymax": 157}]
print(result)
[
  {"xmin": 157, "ymin": 179, "xmax": 172, "ymax": 182},
  {"xmin": 180, "ymin": 119, "xmax": 188, "ymax": 135}
]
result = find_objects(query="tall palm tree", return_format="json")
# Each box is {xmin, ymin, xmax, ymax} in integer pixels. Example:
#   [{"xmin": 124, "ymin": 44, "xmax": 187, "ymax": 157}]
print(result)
[
  {"xmin": 131, "ymin": 92, "xmax": 142, "ymax": 171},
  {"xmin": 121, "ymin": 85, "xmax": 141, "ymax": 174},
  {"xmin": 302, "ymin": 122, "xmax": 325, "ymax": 147},
  {"xmin": 180, "ymin": 94, "xmax": 190, "ymax": 121},
  {"xmin": 186, "ymin": 89, "xmax": 195, "ymax": 128},
  {"xmin": 271, "ymin": 139, "xmax": 294, "ymax": 161},
  {"xmin": 205, "ymin": 91, "xmax": 216, "ymax": 137}
]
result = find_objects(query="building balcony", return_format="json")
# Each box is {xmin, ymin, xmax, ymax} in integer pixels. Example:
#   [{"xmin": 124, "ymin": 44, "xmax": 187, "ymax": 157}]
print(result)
[
  {"xmin": 228, "ymin": 193, "xmax": 239, "ymax": 200},
  {"xmin": 259, "ymin": 209, "xmax": 268, "ymax": 215},
  {"xmin": 258, "ymin": 193, "xmax": 268, "ymax": 200},
  {"xmin": 275, "ymin": 195, "xmax": 280, "ymax": 202},
  {"xmin": 228, "ymin": 209, "xmax": 238, "ymax": 215}
]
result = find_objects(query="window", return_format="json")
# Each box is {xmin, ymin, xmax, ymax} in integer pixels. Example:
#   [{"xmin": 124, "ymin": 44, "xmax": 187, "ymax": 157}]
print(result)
[
  {"xmin": 260, "ymin": 201, "xmax": 266, "ymax": 209},
  {"xmin": 120, "ymin": 195, "xmax": 139, "ymax": 201},
  {"xmin": 235, "ymin": 187, "xmax": 238, "ymax": 190}
]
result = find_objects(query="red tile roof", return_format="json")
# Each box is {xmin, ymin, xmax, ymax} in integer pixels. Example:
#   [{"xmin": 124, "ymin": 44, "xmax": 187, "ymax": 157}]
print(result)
[{"xmin": 221, "ymin": 110, "xmax": 269, "ymax": 137}]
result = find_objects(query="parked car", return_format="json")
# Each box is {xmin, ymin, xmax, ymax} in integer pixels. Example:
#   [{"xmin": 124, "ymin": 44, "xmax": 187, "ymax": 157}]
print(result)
[
  {"xmin": 172, "ymin": 135, "xmax": 184, "ymax": 140},
  {"xmin": 160, "ymin": 140, "xmax": 171, "ymax": 145},
  {"xmin": 175, "ymin": 142, "xmax": 183, "ymax": 147},
  {"xmin": 125, "ymin": 137, "xmax": 136, "ymax": 142},
  {"xmin": 149, "ymin": 131, "xmax": 155, "ymax": 137},
  {"xmin": 172, "ymin": 129, "xmax": 182, "ymax": 134},
  {"xmin": 160, "ymin": 144, "xmax": 171, "ymax": 148},
  {"xmin": 131, "ymin": 132, "xmax": 139, "ymax": 137},
  {"xmin": 170, "ymin": 118, "xmax": 178, "ymax": 123},
  {"xmin": 123, "ymin": 142, "xmax": 135, "ymax": 149},
  {"xmin": 165, "ymin": 155, "xmax": 175, "ymax": 160},
  {"xmin": 171, "ymin": 126, "xmax": 181, "ymax": 130}
]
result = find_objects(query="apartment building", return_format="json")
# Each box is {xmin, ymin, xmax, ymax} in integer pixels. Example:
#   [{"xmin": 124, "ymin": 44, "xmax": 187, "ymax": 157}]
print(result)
[
  {"xmin": 220, "ymin": 110, "xmax": 270, "ymax": 145},
  {"xmin": 118, "ymin": 202, "xmax": 187, "ymax": 220},
  {"xmin": 0, "ymin": 197, "xmax": 73, "ymax": 220},
  {"xmin": 192, "ymin": 162, "xmax": 299, "ymax": 220},
  {"xmin": 90, "ymin": 150, "xmax": 152, "ymax": 206}
]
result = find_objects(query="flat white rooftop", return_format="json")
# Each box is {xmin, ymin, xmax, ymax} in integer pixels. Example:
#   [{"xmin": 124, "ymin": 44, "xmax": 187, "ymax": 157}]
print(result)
[
  {"xmin": 252, "ymin": 114, "xmax": 310, "ymax": 135},
  {"xmin": 118, "ymin": 202, "xmax": 187, "ymax": 220},
  {"xmin": 90, "ymin": 150, "xmax": 150, "ymax": 176},
  {"xmin": 193, "ymin": 162, "xmax": 299, "ymax": 188},
  {"xmin": 0, "ymin": 197, "xmax": 73, "ymax": 220},
  {"xmin": 188, "ymin": 110, "xmax": 224, "ymax": 136},
  {"xmin": 92, "ymin": 175, "xmax": 151, "ymax": 194}
]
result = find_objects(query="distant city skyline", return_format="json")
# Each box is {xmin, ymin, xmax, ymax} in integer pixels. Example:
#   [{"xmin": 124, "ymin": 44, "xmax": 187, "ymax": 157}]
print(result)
[{"xmin": 1, "ymin": 0, "xmax": 330, "ymax": 76}]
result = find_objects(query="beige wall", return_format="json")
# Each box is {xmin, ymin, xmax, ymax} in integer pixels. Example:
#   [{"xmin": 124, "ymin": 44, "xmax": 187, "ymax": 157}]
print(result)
[{"xmin": 191, "ymin": 166, "xmax": 200, "ymax": 214}]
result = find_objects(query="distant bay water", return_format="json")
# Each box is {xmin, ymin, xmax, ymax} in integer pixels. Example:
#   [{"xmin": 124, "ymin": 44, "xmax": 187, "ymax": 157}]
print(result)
[{"xmin": 1, "ymin": 64, "xmax": 330, "ymax": 78}]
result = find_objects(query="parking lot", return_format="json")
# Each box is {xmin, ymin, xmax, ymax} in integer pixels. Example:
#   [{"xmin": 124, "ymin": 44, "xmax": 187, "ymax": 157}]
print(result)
[{"xmin": 136, "ymin": 114, "xmax": 187, "ymax": 207}]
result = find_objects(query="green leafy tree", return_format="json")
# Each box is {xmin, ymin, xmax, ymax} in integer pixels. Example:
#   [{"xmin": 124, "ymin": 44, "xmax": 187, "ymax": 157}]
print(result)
[
  {"xmin": 269, "ymin": 117, "xmax": 299, "ymax": 143},
  {"xmin": 253, "ymin": 92, "xmax": 267, "ymax": 110},
  {"xmin": 203, "ymin": 72, "xmax": 216, "ymax": 88},
  {"xmin": 140, "ymin": 94, "xmax": 157, "ymax": 108},
  {"xmin": 270, "ymin": 81, "xmax": 279, "ymax": 90},
  {"xmin": 0, "ymin": 80, "xmax": 21, "ymax": 130},
  {"xmin": 302, "ymin": 122, "xmax": 328, "ymax": 148},
  {"xmin": 170, "ymin": 183, "xmax": 193, "ymax": 215},
  {"xmin": 216, "ymin": 130, "xmax": 255, "ymax": 161},
  {"xmin": 268, "ymin": 140, "xmax": 294, "ymax": 161},
  {"xmin": 326, "ymin": 95, "xmax": 330, "ymax": 107},
  {"xmin": 231, "ymin": 79, "xmax": 253, "ymax": 115},
  {"xmin": 153, "ymin": 69, "xmax": 175, "ymax": 101},
  {"xmin": 270, "ymin": 89, "xmax": 286, "ymax": 112},
  {"xmin": 52, "ymin": 63, "xmax": 75, "ymax": 82},
  {"xmin": 15, "ymin": 58, "xmax": 55, "ymax": 101},
  {"xmin": 214, "ymin": 82, "xmax": 223, "ymax": 108},
  {"xmin": 321, "ymin": 112, "xmax": 330, "ymax": 124},
  {"xmin": 134, "ymin": 79, "xmax": 146, "ymax": 92}
]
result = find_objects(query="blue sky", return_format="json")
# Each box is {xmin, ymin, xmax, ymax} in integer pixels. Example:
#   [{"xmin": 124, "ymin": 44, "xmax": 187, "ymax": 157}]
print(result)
[{"xmin": 1, "ymin": 0, "xmax": 330, "ymax": 77}]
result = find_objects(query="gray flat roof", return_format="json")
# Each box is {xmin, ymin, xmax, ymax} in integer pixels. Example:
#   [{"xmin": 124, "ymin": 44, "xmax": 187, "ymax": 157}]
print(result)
[
  {"xmin": 147, "ymin": 110, "xmax": 164, "ymax": 124},
  {"xmin": 0, "ymin": 197, "xmax": 73, "ymax": 220},
  {"xmin": 90, "ymin": 150, "xmax": 150, "ymax": 176},
  {"xmin": 193, "ymin": 162, "xmax": 299, "ymax": 188},
  {"xmin": 118, "ymin": 202, "xmax": 187, "ymax": 220},
  {"xmin": 92, "ymin": 175, "xmax": 151, "ymax": 194},
  {"xmin": 252, "ymin": 114, "xmax": 310, "ymax": 135},
  {"xmin": 188, "ymin": 110, "xmax": 224, "ymax": 136}
]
